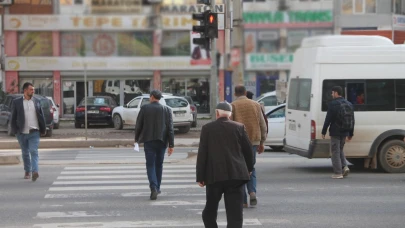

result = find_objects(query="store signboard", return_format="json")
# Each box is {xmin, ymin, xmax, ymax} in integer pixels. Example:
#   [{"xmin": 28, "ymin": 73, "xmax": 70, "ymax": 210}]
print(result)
[
  {"xmin": 161, "ymin": 4, "xmax": 225, "ymax": 14},
  {"xmin": 244, "ymin": 10, "xmax": 333, "ymax": 29},
  {"xmin": 4, "ymin": 15, "xmax": 149, "ymax": 31},
  {"xmin": 393, "ymin": 15, "xmax": 405, "ymax": 30},
  {"xmin": 161, "ymin": 14, "xmax": 224, "ymax": 30},
  {"xmin": 5, "ymin": 57, "xmax": 211, "ymax": 71},
  {"xmin": 245, "ymin": 53, "xmax": 294, "ymax": 70}
]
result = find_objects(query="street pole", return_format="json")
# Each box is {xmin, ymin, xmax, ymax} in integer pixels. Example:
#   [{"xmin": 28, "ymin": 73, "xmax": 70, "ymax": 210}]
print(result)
[
  {"xmin": 84, "ymin": 62, "xmax": 88, "ymax": 141},
  {"xmin": 231, "ymin": 0, "xmax": 244, "ymax": 101},
  {"xmin": 209, "ymin": 0, "xmax": 218, "ymax": 120}
]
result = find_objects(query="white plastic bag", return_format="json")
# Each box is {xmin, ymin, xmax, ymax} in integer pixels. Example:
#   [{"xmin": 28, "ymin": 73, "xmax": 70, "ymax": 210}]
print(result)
[{"xmin": 134, "ymin": 143, "xmax": 140, "ymax": 152}]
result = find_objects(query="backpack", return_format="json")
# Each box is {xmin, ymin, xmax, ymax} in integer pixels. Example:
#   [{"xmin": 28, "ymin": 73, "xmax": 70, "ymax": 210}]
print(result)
[{"xmin": 336, "ymin": 99, "xmax": 354, "ymax": 131}]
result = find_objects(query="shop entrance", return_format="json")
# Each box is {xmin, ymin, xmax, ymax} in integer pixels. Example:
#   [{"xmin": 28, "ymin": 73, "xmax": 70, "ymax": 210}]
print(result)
[{"xmin": 62, "ymin": 81, "xmax": 88, "ymax": 117}]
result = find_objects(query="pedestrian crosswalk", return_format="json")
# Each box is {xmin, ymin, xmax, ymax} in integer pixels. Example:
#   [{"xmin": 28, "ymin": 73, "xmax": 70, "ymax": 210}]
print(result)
[{"xmin": 34, "ymin": 164, "xmax": 263, "ymax": 227}]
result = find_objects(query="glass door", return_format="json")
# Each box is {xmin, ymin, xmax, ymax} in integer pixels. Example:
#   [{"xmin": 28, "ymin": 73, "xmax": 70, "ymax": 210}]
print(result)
[{"xmin": 62, "ymin": 81, "xmax": 88, "ymax": 117}]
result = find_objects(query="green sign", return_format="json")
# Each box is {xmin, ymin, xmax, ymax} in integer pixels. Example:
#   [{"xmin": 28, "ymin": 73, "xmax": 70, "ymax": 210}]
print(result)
[
  {"xmin": 244, "ymin": 10, "xmax": 333, "ymax": 24},
  {"xmin": 246, "ymin": 53, "xmax": 293, "ymax": 70}
]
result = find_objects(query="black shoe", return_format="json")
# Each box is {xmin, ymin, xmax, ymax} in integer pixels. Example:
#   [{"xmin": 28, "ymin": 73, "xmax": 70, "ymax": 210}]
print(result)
[
  {"xmin": 157, "ymin": 190, "xmax": 161, "ymax": 195},
  {"xmin": 150, "ymin": 189, "xmax": 158, "ymax": 200}
]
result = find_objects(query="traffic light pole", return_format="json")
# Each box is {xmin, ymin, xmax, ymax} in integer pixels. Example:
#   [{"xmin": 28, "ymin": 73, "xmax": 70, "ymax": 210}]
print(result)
[{"xmin": 209, "ymin": 0, "xmax": 218, "ymax": 120}]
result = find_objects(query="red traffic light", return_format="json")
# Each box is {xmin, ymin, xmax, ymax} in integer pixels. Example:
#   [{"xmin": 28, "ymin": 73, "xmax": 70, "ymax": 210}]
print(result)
[{"xmin": 209, "ymin": 15, "xmax": 214, "ymax": 24}]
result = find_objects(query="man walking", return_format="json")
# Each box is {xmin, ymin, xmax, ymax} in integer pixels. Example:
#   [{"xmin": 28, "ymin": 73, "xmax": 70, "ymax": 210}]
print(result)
[
  {"xmin": 231, "ymin": 86, "xmax": 267, "ymax": 207},
  {"xmin": 322, "ymin": 86, "xmax": 355, "ymax": 179},
  {"xmin": 135, "ymin": 90, "xmax": 174, "ymax": 200},
  {"xmin": 197, "ymin": 102, "xmax": 253, "ymax": 228},
  {"xmin": 10, "ymin": 82, "xmax": 46, "ymax": 181}
]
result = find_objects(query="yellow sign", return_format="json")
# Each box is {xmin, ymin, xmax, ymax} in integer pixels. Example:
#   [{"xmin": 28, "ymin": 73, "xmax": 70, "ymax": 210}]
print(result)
[
  {"xmin": 7, "ymin": 60, "xmax": 20, "ymax": 71},
  {"xmin": 18, "ymin": 32, "xmax": 53, "ymax": 57},
  {"xmin": 4, "ymin": 15, "xmax": 149, "ymax": 31}
]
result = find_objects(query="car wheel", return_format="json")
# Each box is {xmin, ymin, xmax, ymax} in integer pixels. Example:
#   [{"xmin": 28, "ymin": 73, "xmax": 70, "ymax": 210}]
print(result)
[
  {"xmin": 45, "ymin": 129, "xmax": 53, "ymax": 137},
  {"xmin": 74, "ymin": 122, "xmax": 81, "ymax": 128},
  {"xmin": 7, "ymin": 122, "xmax": 14, "ymax": 137},
  {"xmin": 270, "ymin": 146, "xmax": 284, "ymax": 151},
  {"xmin": 113, "ymin": 114, "xmax": 123, "ymax": 130},
  {"xmin": 378, "ymin": 140, "xmax": 405, "ymax": 173},
  {"xmin": 53, "ymin": 122, "xmax": 59, "ymax": 129},
  {"xmin": 178, "ymin": 125, "xmax": 191, "ymax": 134}
]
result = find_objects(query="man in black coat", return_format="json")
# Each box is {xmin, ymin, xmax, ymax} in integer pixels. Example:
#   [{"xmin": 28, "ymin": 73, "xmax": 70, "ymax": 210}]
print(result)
[
  {"xmin": 135, "ymin": 90, "xmax": 174, "ymax": 200},
  {"xmin": 196, "ymin": 102, "xmax": 253, "ymax": 228},
  {"xmin": 10, "ymin": 82, "xmax": 46, "ymax": 181}
]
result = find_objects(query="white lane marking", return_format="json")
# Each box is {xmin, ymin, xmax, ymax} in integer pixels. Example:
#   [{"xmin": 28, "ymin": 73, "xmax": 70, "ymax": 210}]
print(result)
[
  {"xmin": 61, "ymin": 169, "xmax": 195, "ymax": 175},
  {"xmin": 49, "ymin": 184, "xmax": 200, "ymax": 191},
  {"xmin": 150, "ymin": 200, "xmax": 206, "ymax": 206},
  {"xmin": 64, "ymin": 165, "xmax": 195, "ymax": 170},
  {"xmin": 53, "ymin": 179, "xmax": 195, "ymax": 185},
  {"xmin": 57, "ymin": 174, "xmax": 195, "ymax": 180},
  {"xmin": 121, "ymin": 192, "xmax": 205, "ymax": 197},
  {"xmin": 33, "ymin": 219, "xmax": 262, "ymax": 227},
  {"xmin": 44, "ymin": 192, "xmax": 205, "ymax": 199},
  {"xmin": 35, "ymin": 211, "xmax": 120, "ymax": 219}
]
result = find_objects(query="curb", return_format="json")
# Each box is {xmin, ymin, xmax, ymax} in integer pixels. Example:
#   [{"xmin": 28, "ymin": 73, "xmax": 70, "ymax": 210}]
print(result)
[{"xmin": 0, "ymin": 154, "xmax": 21, "ymax": 165}]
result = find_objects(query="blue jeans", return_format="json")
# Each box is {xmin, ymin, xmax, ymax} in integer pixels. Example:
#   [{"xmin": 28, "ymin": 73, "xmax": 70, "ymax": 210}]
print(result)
[
  {"xmin": 16, "ymin": 131, "xmax": 40, "ymax": 173},
  {"xmin": 144, "ymin": 140, "xmax": 167, "ymax": 191},
  {"xmin": 244, "ymin": 145, "xmax": 257, "ymax": 204}
]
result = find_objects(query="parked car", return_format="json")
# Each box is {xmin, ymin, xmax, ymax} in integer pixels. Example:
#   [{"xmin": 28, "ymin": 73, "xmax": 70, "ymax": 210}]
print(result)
[
  {"xmin": 74, "ymin": 96, "xmax": 117, "ymax": 128},
  {"xmin": 0, "ymin": 94, "xmax": 54, "ymax": 137},
  {"xmin": 265, "ymin": 103, "xmax": 286, "ymax": 151},
  {"xmin": 182, "ymin": 96, "xmax": 197, "ymax": 128},
  {"xmin": 112, "ymin": 94, "xmax": 193, "ymax": 133},
  {"xmin": 256, "ymin": 91, "xmax": 281, "ymax": 113},
  {"xmin": 46, "ymin": 96, "xmax": 60, "ymax": 129}
]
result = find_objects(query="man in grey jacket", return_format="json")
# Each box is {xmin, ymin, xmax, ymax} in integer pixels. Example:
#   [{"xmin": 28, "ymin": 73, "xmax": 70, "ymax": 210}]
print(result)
[{"xmin": 135, "ymin": 90, "xmax": 174, "ymax": 200}]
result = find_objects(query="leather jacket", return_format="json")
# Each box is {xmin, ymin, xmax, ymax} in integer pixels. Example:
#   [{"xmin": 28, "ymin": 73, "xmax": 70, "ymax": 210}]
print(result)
[{"xmin": 134, "ymin": 102, "xmax": 174, "ymax": 148}]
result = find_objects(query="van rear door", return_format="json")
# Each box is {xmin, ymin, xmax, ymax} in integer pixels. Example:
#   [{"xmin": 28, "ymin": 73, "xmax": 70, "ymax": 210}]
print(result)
[{"xmin": 285, "ymin": 78, "xmax": 313, "ymax": 157}]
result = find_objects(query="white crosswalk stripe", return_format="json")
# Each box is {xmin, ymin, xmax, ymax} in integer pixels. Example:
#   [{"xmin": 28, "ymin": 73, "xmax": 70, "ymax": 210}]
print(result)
[{"xmin": 34, "ymin": 164, "xmax": 262, "ymax": 227}]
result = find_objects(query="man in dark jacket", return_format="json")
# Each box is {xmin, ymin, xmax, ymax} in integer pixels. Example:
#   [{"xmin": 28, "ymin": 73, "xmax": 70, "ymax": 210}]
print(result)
[
  {"xmin": 322, "ymin": 86, "xmax": 355, "ymax": 179},
  {"xmin": 10, "ymin": 82, "xmax": 46, "ymax": 181},
  {"xmin": 196, "ymin": 102, "xmax": 253, "ymax": 228},
  {"xmin": 135, "ymin": 90, "xmax": 174, "ymax": 200}
]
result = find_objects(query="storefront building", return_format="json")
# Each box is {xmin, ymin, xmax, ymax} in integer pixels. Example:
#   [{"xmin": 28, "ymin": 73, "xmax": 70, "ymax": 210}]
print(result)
[
  {"xmin": 2, "ymin": 1, "xmax": 226, "ymax": 117},
  {"xmin": 242, "ymin": 0, "xmax": 334, "ymax": 100},
  {"xmin": 336, "ymin": 0, "xmax": 405, "ymax": 44}
]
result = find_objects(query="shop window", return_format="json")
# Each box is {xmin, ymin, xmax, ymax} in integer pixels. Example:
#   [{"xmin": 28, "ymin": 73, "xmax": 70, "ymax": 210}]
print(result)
[
  {"xmin": 245, "ymin": 31, "xmax": 280, "ymax": 54},
  {"xmin": 18, "ymin": 32, "xmax": 53, "ymax": 56},
  {"xmin": 123, "ymin": 80, "xmax": 150, "ymax": 104},
  {"xmin": 162, "ymin": 78, "xmax": 209, "ymax": 113},
  {"xmin": 342, "ymin": 0, "xmax": 376, "ymax": 14},
  {"xmin": 19, "ymin": 78, "xmax": 53, "ymax": 97},
  {"xmin": 61, "ymin": 32, "xmax": 153, "ymax": 57},
  {"xmin": 161, "ymin": 31, "xmax": 190, "ymax": 56}
]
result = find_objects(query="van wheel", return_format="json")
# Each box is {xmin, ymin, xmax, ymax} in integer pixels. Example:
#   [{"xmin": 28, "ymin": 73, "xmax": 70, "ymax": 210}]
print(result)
[
  {"xmin": 74, "ymin": 122, "xmax": 81, "ymax": 128},
  {"xmin": 378, "ymin": 140, "xmax": 405, "ymax": 173},
  {"xmin": 178, "ymin": 125, "xmax": 191, "ymax": 134},
  {"xmin": 113, "ymin": 114, "xmax": 123, "ymax": 130},
  {"xmin": 270, "ymin": 146, "xmax": 284, "ymax": 151}
]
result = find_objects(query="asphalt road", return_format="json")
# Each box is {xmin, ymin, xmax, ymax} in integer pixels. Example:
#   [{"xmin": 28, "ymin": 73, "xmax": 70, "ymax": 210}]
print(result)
[{"xmin": 0, "ymin": 149, "xmax": 404, "ymax": 228}]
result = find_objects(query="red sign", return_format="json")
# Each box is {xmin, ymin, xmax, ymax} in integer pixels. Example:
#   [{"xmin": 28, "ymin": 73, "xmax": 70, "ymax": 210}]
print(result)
[{"xmin": 230, "ymin": 48, "xmax": 240, "ymax": 67}]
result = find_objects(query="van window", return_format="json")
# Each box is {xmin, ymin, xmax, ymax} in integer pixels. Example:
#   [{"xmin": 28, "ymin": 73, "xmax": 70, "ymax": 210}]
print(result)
[
  {"xmin": 322, "ymin": 79, "xmax": 396, "ymax": 112},
  {"xmin": 396, "ymin": 79, "xmax": 405, "ymax": 109},
  {"xmin": 288, "ymin": 78, "xmax": 312, "ymax": 111}
]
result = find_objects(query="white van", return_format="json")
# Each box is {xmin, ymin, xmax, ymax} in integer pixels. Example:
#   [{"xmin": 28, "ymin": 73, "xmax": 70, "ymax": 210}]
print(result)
[{"xmin": 284, "ymin": 35, "xmax": 405, "ymax": 173}]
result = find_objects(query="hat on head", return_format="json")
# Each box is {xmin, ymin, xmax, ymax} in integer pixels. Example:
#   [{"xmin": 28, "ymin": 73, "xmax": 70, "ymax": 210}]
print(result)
[{"xmin": 216, "ymin": 101, "xmax": 232, "ymax": 112}]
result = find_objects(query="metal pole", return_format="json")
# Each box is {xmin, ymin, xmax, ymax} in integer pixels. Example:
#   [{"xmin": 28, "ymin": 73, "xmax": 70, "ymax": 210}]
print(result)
[
  {"xmin": 84, "ymin": 62, "xmax": 88, "ymax": 141},
  {"xmin": 210, "ymin": 0, "xmax": 218, "ymax": 120},
  {"xmin": 231, "ymin": 0, "xmax": 244, "ymax": 101}
]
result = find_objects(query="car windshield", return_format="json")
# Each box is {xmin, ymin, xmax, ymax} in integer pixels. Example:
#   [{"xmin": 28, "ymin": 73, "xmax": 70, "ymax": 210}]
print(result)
[
  {"xmin": 81, "ymin": 97, "xmax": 110, "ymax": 105},
  {"xmin": 165, "ymin": 98, "xmax": 188, "ymax": 108}
]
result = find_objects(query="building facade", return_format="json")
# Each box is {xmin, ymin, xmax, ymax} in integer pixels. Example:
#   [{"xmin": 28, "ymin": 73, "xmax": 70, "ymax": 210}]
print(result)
[
  {"xmin": 242, "ymin": 0, "xmax": 334, "ymax": 101},
  {"xmin": 2, "ymin": 0, "xmax": 226, "ymax": 117}
]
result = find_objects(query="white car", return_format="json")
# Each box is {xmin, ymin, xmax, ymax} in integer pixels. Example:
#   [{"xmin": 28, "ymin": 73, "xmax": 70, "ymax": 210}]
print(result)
[
  {"xmin": 46, "ymin": 96, "xmax": 60, "ymax": 129},
  {"xmin": 265, "ymin": 103, "xmax": 286, "ymax": 151},
  {"xmin": 256, "ymin": 91, "xmax": 281, "ymax": 113},
  {"xmin": 112, "ymin": 94, "xmax": 193, "ymax": 133}
]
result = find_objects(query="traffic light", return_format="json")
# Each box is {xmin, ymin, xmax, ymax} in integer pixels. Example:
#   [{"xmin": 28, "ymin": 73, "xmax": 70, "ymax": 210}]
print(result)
[
  {"xmin": 192, "ymin": 10, "xmax": 211, "ymax": 50},
  {"xmin": 206, "ymin": 12, "xmax": 218, "ymax": 39}
]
